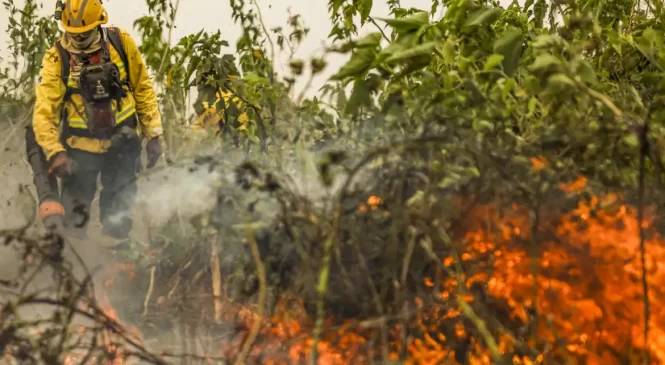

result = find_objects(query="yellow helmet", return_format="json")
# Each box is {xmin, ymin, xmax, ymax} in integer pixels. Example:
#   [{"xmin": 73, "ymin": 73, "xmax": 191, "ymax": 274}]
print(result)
[{"xmin": 61, "ymin": 0, "xmax": 108, "ymax": 34}]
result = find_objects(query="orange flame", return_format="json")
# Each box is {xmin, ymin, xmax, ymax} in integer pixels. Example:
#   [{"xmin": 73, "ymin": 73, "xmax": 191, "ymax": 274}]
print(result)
[
  {"xmin": 359, "ymin": 195, "xmax": 382, "ymax": 213},
  {"xmin": 56, "ymin": 162, "xmax": 665, "ymax": 364}
]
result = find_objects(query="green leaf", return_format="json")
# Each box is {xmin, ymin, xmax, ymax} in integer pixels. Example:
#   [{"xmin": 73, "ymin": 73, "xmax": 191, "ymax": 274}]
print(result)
[
  {"xmin": 503, "ymin": 78, "xmax": 516, "ymax": 96},
  {"xmin": 464, "ymin": 7, "xmax": 503, "ymax": 27},
  {"xmin": 358, "ymin": 0, "xmax": 373, "ymax": 24},
  {"xmin": 330, "ymin": 48, "xmax": 376, "ymax": 80},
  {"xmin": 438, "ymin": 172, "xmax": 462, "ymax": 189},
  {"xmin": 438, "ymin": 166, "xmax": 479, "ymax": 189},
  {"xmin": 344, "ymin": 78, "xmax": 371, "ymax": 115},
  {"xmin": 185, "ymin": 55, "xmax": 202, "ymax": 87},
  {"xmin": 493, "ymin": 27, "xmax": 523, "ymax": 77},
  {"xmin": 406, "ymin": 190, "xmax": 426, "ymax": 207},
  {"xmin": 527, "ymin": 97, "xmax": 538, "ymax": 117},
  {"xmin": 607, "ymin": 30, "xmax": 621, "ymax": 55},
  {"xmin": 442, "ymin": 38, "xmax": 456, "ymax": 65},
  {"xmin": 395, "ymin": 54, "xmax": 433, "ymax": 76},
  {"xmin": 531, "ymin": 34, "xmax": 563, "ymax": 49},
  {"xmin": 458, "ymin": 55, "xmax": 473, "ymax": 72},
  {"xmin": 628, "ymin": 85, "xmax": 645, "ymax": 111},
  {"xmin": 329, "ymin": 41, "xmax": 357, "ymax": 53},
  {"xmin": 247, "ymin": 132, "xmax": 260, "ymax": 144},
  {"xmin": 523, "ymin": 0, "xmax": 535, "ymax": 11},
  {"xmin": 623, "ymin": 133, "xmax": 639, "ymax": 148},
  {"xmin": 385, "ymin": 41, "xmax": 437, "ymax": 64},
  {"xmin": 337, "ymin": 86, "xmax": 348, "ymax": 108},
  {"xmin": 244, "ymin": 72, "xmax": 270, "ymax": 85},
  {"xmin": 529, "ymin": 54, "xmax": 561, "ymax": 73},
  {"xmin": 427, "ymin": 90, "xmax": 448, "ymax": 108},
  {"xmin": 473, "ymin": 119, "xmax": 494, "ymax": 132},
  {"xmin": 547, "ymin": 73, "xmax": 576, "ymax": 89},
  {"xmin": 484, "ymin": 53, "xmax": 504, "ymax": 71},
  {"xmin": 640, "ymin": 27, "xmax": 662, "ymax": 47},
  {"xmin": 376, "ymin": 11, "xmax": 430, "ymax": 34},
  {"xmin": 635, "ymin": 27, "xmax": 664, "ymax": 66},
  {"xmin": 533, "ymin": 0, "xmax": 547, "ymax": 27},
  {"xmin": 574, "ymin": 60, "xmax": 597, "ymax": 85},
  {"xmin": 356, "ymin": 32, "xmax": 382, "ymax": 47},
  {"xmin": 377, "ymin": 33, "xmax": 416, "ymax": 60}
]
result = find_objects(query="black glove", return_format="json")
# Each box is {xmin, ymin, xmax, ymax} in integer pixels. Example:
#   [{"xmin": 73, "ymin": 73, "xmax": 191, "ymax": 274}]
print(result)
[
  {"xmin": 49, "ymin": 151, "xmax": 73, "ymax": 177},
  {"xmin": 145, "ymin": 137, "xmax": 163, "ymax": 169}
]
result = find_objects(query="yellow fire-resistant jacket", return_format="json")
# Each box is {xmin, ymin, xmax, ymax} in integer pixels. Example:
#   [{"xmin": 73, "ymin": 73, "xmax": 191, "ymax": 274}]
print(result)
[
  {"xmin": 33, "ymin": 27, "xmax": 162, "ymax": 161},
  {"xmin": 190, "ymin": 90, "xmax": 249, "ymax": 132}
]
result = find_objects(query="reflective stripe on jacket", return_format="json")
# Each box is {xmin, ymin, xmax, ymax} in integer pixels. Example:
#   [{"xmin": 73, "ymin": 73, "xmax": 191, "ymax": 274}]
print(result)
[{"xmin": 33, "ymin": 27, "xmax": 163, "ymax": 161}]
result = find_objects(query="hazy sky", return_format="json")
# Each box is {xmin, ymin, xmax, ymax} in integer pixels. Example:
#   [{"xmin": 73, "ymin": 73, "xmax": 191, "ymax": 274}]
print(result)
[{"xmin": 0, "ymin": 0, "xmax": 511, "ymax": 99}]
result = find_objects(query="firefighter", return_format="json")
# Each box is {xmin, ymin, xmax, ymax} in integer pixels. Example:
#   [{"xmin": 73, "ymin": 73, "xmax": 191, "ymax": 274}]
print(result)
[
  {"xmin": 32, "ymin": 0, "xmax": 163, "ymax": 244},
  {"xmin": 189, "ymin": 88, "xmax": 249, "ymax": 138},
  {"xmin": 188, "ymin": 64, "xmax": 249, "ymax": 140}
]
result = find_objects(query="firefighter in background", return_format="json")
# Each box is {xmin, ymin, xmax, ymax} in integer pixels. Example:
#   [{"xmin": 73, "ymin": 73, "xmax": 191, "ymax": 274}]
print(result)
[
  {"xmin": 188, "ymin": 65, "xmax": 249, "ymax": 140},
  {"xmin": 32, "ymin": 0, "xmax": 163, "ymax": 243},
  {"xmin": 189, "ymin": 88, "xmax": 249, "ymax": 138}
]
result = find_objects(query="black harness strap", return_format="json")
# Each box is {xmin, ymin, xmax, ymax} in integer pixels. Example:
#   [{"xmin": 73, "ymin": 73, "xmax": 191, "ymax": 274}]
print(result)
[
  {"xmin": 54, "ymin": 40, "xmax": 72, "ymax": 145},
  {"xmin": 105, "ymin": 27, "xmax": 133, "ymax": 92},
  {"xmin": 54, "ymin": 41, "xmax": 71, "ymax": 93}
]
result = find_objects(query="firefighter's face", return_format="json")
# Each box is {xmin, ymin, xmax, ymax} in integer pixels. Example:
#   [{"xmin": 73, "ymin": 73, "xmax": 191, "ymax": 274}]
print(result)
[{"xmin": 70, "ymin": 29, "xmax": 95, "ymax": 42}]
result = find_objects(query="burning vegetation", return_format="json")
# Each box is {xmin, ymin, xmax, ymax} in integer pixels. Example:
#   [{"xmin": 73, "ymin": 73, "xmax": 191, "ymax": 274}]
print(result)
[
  {"xmin": 2, "ymin": 152, "xmax": 663, "ymax": 365},
  {"xmin": 3, "ymin": 0, "xmax": 665, "ymax": 363}
]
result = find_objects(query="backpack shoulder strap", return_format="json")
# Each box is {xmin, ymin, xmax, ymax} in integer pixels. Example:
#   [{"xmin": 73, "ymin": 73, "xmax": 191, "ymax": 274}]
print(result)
[
  {"xmin": 54, "ymin": 40, "xmax": 70, "ymax": 87},
  {"xmin": 105, "ymin": 27, "xmax": 132, "ymax": 90},
  {"xmin": 53, "ymin": 40, "xmax": 74, "ymax": 101},
  {"xmin": 53, "ymin": 39, "xmax": 73, "ymax": 142}
]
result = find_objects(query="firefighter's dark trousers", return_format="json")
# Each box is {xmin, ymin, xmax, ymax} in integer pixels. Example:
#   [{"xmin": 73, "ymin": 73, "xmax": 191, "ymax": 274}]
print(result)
[{"xmin": 60, "ymin": 138, "xmax": 141, "ymax": 240}]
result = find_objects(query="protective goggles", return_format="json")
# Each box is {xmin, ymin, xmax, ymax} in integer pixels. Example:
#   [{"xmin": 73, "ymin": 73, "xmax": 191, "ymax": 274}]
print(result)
[{"xmin": 70, "ymin": 29, "xmax": 96, "ymax": 42}]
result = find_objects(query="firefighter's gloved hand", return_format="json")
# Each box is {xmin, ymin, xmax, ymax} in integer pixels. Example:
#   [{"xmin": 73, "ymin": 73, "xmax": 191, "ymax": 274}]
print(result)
[
  {"xmin": 145, "ymin": 137, "xmax": 162, "ymax": 169},
  {"xmin": 49, "ymin": 151, "xmax": 73, "ymax": 177}
]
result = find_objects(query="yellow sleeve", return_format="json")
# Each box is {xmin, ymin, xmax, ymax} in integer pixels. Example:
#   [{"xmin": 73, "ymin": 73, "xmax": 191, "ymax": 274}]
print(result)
[
  {"xmin": 119, "ymin": 28, "xmax": 163, "ymax": 139},
  {"xmin": 33, "ymin": 46, "xmax": 66, "ymax": 161}
]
